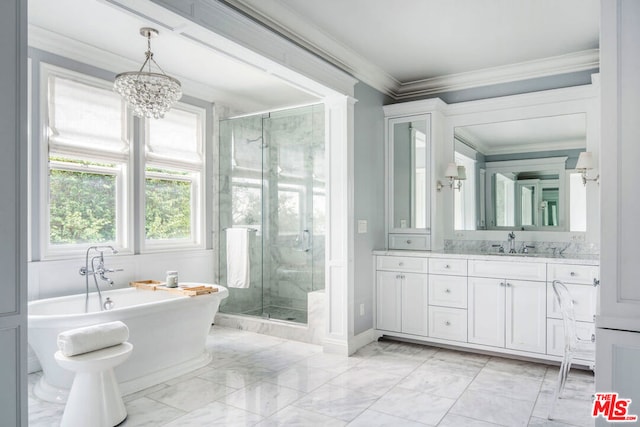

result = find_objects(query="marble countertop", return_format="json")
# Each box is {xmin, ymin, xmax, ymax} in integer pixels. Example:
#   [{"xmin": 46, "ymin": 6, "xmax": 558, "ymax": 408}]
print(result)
[{"xmin": 372, "ymin": 249, "xmax": 599, "ymax": 265}]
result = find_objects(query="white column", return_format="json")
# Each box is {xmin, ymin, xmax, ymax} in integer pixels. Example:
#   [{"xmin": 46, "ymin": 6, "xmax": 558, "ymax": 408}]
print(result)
[{"xmin": 323, "ymin": 95, "xmax": 357, "ymax": 355}]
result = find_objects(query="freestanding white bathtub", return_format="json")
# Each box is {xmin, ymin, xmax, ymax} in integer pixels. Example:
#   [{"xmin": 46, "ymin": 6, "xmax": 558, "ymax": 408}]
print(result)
[{"xmin": 28, "ymin": 284, "xmax": 228, "ymax": 403}]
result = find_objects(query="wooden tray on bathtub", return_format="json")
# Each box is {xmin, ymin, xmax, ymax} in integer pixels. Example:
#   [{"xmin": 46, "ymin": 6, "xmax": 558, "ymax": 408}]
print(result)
[{"xmin": 129, "ymin": 280, "xmax": 218, "ymax": 296}]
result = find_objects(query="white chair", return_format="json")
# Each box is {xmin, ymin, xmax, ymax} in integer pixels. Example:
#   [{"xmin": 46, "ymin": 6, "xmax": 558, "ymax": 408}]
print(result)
[
  {"xmin": 55, "ymin": 342, "xmax": 133, "ymax": 427},
  {"xmin": 548, "ymin": 279, "xmax": 595, "ymax": 420}
]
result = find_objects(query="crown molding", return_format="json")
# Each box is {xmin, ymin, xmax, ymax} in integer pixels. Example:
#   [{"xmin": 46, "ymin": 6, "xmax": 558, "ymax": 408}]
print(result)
[
  {"xmin": 215, "ymin": 1, "xmax": 600, "ymax": 100},
  {"xmin": 394, "ymin": 49, "xmax": 600, "ymax": 100}
]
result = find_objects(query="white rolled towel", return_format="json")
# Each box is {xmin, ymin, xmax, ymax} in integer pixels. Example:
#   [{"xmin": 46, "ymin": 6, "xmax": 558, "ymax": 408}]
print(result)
[{"xmin": 57, "ymin": 321, "xmax": 129, "ymax": 357}]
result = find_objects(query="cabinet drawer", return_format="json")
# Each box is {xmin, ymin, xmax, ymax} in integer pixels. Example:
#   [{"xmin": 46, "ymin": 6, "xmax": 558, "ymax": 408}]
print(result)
[
  {"xmin": 468, "ymin": 260, "xmax": 546, "ymax": 281},
  {"xmin": 546, "ymin": 318, "xmax": 595, "ymax": 360},
  {"xmin": 389, "ymin": 234, "xmax": 430, "ymax": 250},
  {"xmin": 547, "ymin": 282, "xmax": 597, "ymax": 322},
  {"xmin": 429, "ymin": 275, "xmax": 467, "ymax": 308},
  {"xmin": 548, "ymin": 263, "xmax": 599, "ymax": 285},
  {"xmin": 429, "ymin": 258, "xmax": 467, "ymax": 276},
  {"xmin": 429, "ymin": 306, "xmax": 467, "ymax": 342},
  {"xmin": 377, "ymin": 256, "xmax": 428, "ymax": 273}
]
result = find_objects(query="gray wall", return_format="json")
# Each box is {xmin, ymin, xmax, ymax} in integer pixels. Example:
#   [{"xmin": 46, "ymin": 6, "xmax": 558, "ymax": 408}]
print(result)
[
  {"xmin": 0, "ymin": 1, "xmax": 28, "ymax": 424},
  {"xmin": 353, "ymin": 82, "xmax": 390, "ymax": 335}
]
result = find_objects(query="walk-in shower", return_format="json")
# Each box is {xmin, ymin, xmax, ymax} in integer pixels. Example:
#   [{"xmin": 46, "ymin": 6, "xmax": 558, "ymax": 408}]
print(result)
[{"xmin": 218, "ymin": 104, "xmax": 324, "ymax": 324}]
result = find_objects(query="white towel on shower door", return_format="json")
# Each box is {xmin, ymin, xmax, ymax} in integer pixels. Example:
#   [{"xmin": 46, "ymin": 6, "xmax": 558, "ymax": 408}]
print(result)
[{"xmin": 226, "ymin": 228, "xmax": 251, "ymax": 288}]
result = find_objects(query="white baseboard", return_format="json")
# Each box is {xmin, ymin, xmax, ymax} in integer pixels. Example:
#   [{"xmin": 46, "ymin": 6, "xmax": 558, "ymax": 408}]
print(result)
[{"xmin": 322, "ymin": 328, "xmax": 376, "ymax": 356}]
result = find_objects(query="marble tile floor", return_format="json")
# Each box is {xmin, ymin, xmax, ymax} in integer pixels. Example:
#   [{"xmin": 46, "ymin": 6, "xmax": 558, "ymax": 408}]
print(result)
[{"xmin": 29, "ymin": 326, "xmax": 595, "ymax": 426}]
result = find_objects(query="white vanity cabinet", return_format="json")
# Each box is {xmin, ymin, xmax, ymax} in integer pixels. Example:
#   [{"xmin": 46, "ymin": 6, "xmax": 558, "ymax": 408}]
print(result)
[
  {"xmin": 375, "ymin": 252, "xmax": 598, "ymax": 364},
  {"xmin": 376, "ymin": 256, "xmax": 428, "ymax": 336}
]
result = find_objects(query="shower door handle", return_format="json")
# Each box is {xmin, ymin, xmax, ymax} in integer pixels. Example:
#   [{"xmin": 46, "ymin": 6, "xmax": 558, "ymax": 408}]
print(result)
[
  {"xmin": 301, "ymin": 229, "xmax": 311, "ymax": 252},
  {"xmin": 295, "ymin": 229, "xmax": 312, "ymax": 252}
]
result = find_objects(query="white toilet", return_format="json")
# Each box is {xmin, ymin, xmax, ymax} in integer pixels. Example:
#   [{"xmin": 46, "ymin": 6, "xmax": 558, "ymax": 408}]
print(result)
[{"xmin": 55, "ymin": 342, "xmax": 133, "ymax": 427}]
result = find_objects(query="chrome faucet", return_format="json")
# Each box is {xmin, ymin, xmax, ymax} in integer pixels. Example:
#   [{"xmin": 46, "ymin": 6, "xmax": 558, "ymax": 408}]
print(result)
[
  {"xmin": 520, "ymin": 243, "xmax": 535, "ymax": 254},
  {"xmin": 79, "ymin": 245, "xmax": 122, "ymax": 312},
  {"xmin": 507, "ymin": 232, "xmax": 517, "ymax": 253}
]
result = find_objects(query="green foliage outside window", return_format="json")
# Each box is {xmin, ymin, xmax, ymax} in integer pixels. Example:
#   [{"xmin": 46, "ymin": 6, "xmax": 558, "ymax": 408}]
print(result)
[
  {"xmin": 145, "ymin": 177, "xmax": 192, "ymax": 239},
  {"xmin": 49, "ymin": 169, "xmax": 116, "ymax": 244}
]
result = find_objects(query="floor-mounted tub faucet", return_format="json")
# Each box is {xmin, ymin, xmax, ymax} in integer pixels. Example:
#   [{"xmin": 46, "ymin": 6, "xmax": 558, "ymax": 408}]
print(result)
[{"xmin": 79, "ymin": 245, "xmax": 122, "ymax": 312}]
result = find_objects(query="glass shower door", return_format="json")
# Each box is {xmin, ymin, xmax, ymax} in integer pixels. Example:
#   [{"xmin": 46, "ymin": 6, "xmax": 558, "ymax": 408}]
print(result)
[
  {"xmin": 261, "ymin": 107, "xmax": 317, "ymax": 322},
  {"xmin": 218, "ymin": 115, "xmax": 265, "ymax": 317}
]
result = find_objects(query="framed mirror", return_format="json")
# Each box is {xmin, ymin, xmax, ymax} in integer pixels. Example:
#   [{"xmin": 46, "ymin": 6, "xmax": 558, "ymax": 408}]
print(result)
[
  {"xmin": 388, "ymin": 114, "xmax": 431, "ymax": 233},
  {"xmin": 453, "ymin": 113, "xmax": 587, "ymax": 232}
]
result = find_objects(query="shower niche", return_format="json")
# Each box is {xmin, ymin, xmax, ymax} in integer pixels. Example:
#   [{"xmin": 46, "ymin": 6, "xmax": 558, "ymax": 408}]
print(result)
[{"xmin": 218, "ymin": 104, "xmax": 325, "ymax": 324}]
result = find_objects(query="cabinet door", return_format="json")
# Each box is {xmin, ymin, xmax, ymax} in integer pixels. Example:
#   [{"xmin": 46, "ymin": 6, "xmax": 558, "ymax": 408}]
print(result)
[
  {"xmin": 468, "ymin": 277, "xmax": 505, "ymax": 347},
  {"xmin": 547, "ymin": 318, "xmax": 595, "ymax": 360},
  {"xmin": 506, "ymin": 280, "xmax": 546, "ymax": 353},
  {"xmin": 376, "ymin": 271, "xmax": 402, "ymax": 332},
  {"xmin": 401, "ymin": 273, "xmax": 428, "ymax": 336},
  {"xmin": 547, "ymin": 282, "xmax": 597, "ymax": 323}
]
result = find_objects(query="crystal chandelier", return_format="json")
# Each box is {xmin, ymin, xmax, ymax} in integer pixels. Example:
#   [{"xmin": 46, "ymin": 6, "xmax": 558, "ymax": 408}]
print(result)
[{"xmin": 114, "ymin": 27, "xmax": 182, "ymax": 119}]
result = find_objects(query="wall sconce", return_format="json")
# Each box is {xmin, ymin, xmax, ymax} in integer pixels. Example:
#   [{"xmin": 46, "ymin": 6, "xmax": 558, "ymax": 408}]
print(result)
[
  {"xmin": 575, "ymin": 151, "xmax": 599, "ymax": 186},
  {"xmin": 437, "ymin": 163, "xmax": 466, "ymax": 191}
]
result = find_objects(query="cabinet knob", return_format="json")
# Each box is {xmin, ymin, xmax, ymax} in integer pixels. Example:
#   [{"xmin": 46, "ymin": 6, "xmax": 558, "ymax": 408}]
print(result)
[
  {"xmin": 444, "ymin": 264, "xmax": 450, "ymax": 269},
  {"xmin": 500, "ymin": 282, "xmax": 505, "ymax": 287},
  {"xmin": 406, "ymin": 240, "xmax": 412, "ymax": 244},
  {"xmin": 593, "ymin": 278, "xmax": 600, "ymax": 287},
  {"xmin": 399, "ymin": 262, "xmax": 404, "ymax": 266},
  {"xmin": 570, "ymin": 271, "xmax": 576, "ymax": 276},
  {"xmin": 445, "ymin": 288, "xmax": 451, "ymax": 293},
  {"xmin": 445, "ymin": 321, "xmax": 451, "ymax": 326},
  {"xmin": 506, "ymin": 282, "xmax": 511, "ymax": 287}
]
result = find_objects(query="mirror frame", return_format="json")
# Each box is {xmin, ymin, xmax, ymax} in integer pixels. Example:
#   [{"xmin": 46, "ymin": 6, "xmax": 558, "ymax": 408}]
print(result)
[{"xmin": 441, "ymin": 79, "xmax": 600, "ymax": 245}]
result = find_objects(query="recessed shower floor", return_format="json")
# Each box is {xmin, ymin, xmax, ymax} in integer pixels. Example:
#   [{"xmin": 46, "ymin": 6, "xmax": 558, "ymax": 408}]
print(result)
[
  {"xmin": 242, "ymin": 305, "xmax": 308, "ymax": 324},
  {"xmin": 28, "ymin": 325, "xmax": 595, "ymax": 426}
]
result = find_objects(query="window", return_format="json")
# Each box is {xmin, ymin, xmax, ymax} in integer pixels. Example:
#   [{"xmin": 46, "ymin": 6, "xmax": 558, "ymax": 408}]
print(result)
[
  {"xmin": 40, "ymin": 63, "xmax": 206, "ymax": 258},
  {"xmin": 145, "ymin": 105, "xmax": 205, "ymax": 249},
  {"xmin": 42, "ymin": 65, "xmax": 130, "ymax": 257}
]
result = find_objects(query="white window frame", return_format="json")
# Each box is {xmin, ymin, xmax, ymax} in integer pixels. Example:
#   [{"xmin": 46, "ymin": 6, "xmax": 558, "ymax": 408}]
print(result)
[
  {"xmin": 39, "ymin": 63, "xmax": 132, "ymax": 259},
  {"xmin": 142, "ymin": 102, "xmax": 206, "ymax": 251}
]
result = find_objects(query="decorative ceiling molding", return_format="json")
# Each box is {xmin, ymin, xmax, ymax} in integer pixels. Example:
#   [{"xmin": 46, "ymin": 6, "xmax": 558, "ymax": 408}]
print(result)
[
  {"xmin": 394, "ymin": 49, "xmax": 600, "ymax": 100},
  {"xmin": 138, "ymin": 0, "xmax": 358, "ymax": 97},
  {"xmin": 28, "ymin": 24, "xmax": 271, "ymax": 113},
  {"xmin": 220, "ymin": 0, "xmax": 399, "ymax": 96},
  {"xmin": 224, "ymin": 0, "xmax": 600, "ymax": 99}
]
